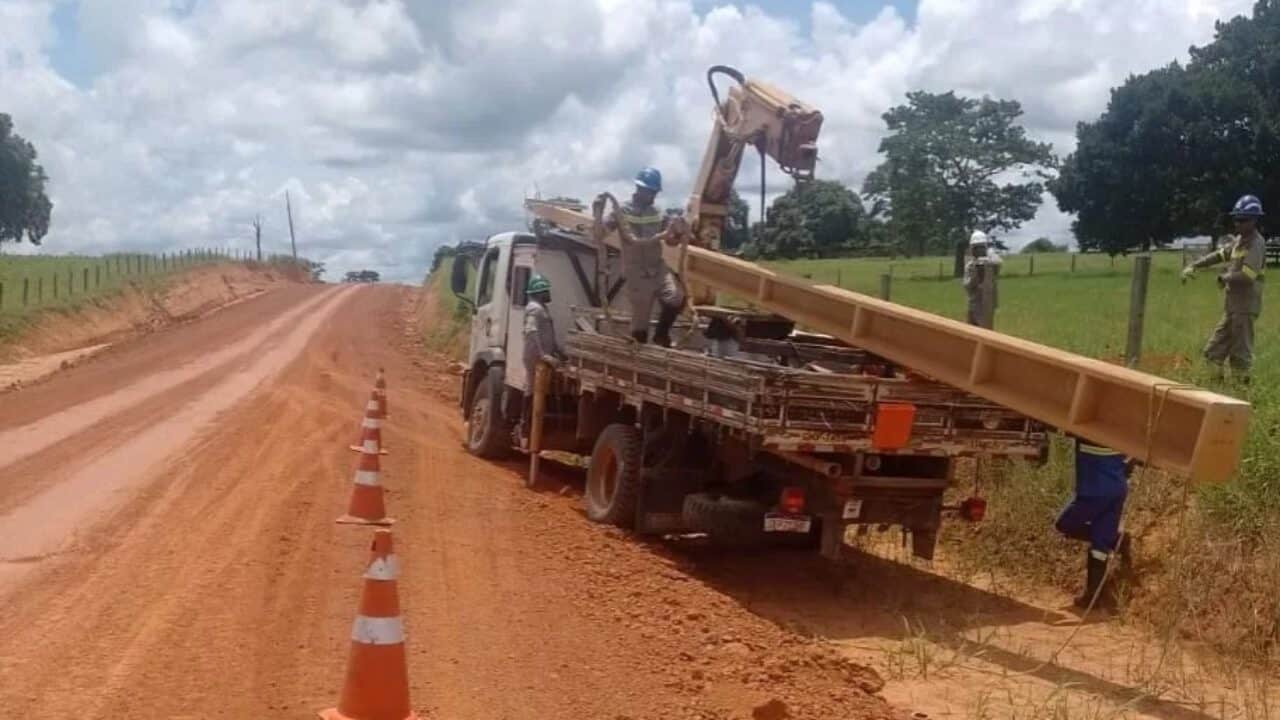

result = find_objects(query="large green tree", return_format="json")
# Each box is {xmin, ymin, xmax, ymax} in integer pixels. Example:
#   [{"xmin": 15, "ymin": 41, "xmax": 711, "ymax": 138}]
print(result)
[
  {"xmin": 0, "ymin": 113, "xmax": 53, "ymax": 245},
  {"xmin": 862, "ymin": 92, "xmax": 1056, "ymax": 273},
  {"xmin": 746, "ymin": 179, "xmax": 867, "ymax": 259},
  {"xmin": 1053, "ymin": 1, "xmax": 1280, "ymax": 253}
]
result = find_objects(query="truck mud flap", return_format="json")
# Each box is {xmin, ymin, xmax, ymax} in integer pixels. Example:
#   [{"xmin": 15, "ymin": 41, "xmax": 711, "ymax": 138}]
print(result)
[{"xmin": 634, "ymin": 469, "xmax": 702, "ymax": 535}]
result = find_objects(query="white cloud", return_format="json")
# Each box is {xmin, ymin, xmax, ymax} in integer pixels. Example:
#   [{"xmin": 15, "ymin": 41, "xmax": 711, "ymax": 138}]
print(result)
[{"xmin": 0, "ymin": 0, "xmax": 1255, "ymax": 279}]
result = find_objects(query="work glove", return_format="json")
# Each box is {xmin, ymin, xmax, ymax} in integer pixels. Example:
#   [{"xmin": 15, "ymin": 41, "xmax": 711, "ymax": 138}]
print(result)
[
  {"xmin": 1180, "ymin": 266, "xmax": 1195, "ymax": 281},
  {"xmin": 541, "ymin": 354, "xmax": 562, "ymax": 369}
]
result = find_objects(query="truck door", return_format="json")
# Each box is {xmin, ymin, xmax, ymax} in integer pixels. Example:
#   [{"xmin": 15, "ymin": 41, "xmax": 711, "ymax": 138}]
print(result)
[
  {"xmin": 505, "ymin": 247, "xmax": 536, "ymax": 391},
  {"xmin": 468, "ymin": 245, "xmax": 510, "ymax": 362}
]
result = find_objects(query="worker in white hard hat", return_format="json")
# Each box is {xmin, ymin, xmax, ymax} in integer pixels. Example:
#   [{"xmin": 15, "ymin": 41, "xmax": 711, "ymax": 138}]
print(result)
[{"xmin": 962, "ymin": 230, "xmax": 998, "ymax": 327}]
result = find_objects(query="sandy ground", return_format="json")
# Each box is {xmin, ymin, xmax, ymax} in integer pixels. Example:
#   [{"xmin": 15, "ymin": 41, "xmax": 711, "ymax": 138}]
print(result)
[{"xmin": 0, "ymin": 285, "xmax": 899, "ymax": 720}]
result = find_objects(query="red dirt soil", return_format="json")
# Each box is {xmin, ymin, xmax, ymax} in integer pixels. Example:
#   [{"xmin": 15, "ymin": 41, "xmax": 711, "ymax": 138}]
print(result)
[{"xmin": 0, "ymin": 284, "xmax": 899, "ymax": 720}]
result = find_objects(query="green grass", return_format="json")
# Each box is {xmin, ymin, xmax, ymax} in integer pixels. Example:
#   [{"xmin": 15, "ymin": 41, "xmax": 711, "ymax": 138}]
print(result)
[
  {"xmin": 0, "ymin": 251, "xmax": 239, "ymax": 345},
  {"xmin": 761, "ymin": 250, "xmax": 1280, "ymax": 663}
]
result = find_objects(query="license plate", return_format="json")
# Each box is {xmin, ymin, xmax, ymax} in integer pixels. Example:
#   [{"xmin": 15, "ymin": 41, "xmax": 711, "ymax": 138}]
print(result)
[
  {"xmin": 842, "ymin": 499, "xmax": 864, "ymax": 520},
  {"xmin": 764, "ymin": 514, "xmax": 812, "ymax": 533}
]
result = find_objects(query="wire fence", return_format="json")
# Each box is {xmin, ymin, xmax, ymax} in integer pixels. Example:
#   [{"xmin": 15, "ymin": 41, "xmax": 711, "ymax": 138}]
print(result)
[{"xmin": 0, "ymin": 248, "xmax": 304, "ymax": 315}]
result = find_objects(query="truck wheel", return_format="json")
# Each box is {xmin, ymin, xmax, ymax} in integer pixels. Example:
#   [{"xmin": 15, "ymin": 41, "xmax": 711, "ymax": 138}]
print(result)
[
  {"xmin": 585, "ymin": 424, "xmax": 643, "ymax": 527},
  {"xmin": 682, "ymin": 492, "xmax": 768, "ymax": 549},
  {"xmin": 466, "ymin": 365, "xmax": 512, "ymax": 459}
]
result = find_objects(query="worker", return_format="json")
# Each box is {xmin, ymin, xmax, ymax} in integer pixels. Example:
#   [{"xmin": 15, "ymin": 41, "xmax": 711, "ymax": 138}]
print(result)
[
  {"xmin": 520, "ymin": 274, "xmax": 564, "ymax": 438},
  {"xmin": 602, "ymin": 167, "xmax": 686, "ymax": 346},
  {"xmin": 1055, "ymin": 437, "xmax": 1134, "ymax": 611},
  {"xmin": 1181, "ymin": 194, "xmax": 1266, "ymax": 383},
  {"xmin": 962, "ymin": 230, "xmax": 998, "ymax": 326}
]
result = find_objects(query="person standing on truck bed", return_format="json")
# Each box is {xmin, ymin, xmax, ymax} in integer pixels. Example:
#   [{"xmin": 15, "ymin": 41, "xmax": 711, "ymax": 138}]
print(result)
[
  {"xmin": 1055, "ymin": 437, "xmax": 1134, "ymax": 611},
  {"xmin": 1181, "ymin": 194, "xmax": 1266, "ymax": 383},
  {"xmin": 962, "ymin": 230, "xmax": 998, "ymax": 327},
  {"xmin": 600, "ymin": 167, "xmax": 686, "ymax": 346},
  {"xmin": 519, "ymin": 274, "xmax": 565, "ymax": 439}
]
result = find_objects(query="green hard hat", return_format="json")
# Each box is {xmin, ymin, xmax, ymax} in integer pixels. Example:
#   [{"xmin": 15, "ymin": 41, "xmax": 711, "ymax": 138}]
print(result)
[{"xmin": 527, "ymin": 274, "xmax": 551, "ymax": 294}]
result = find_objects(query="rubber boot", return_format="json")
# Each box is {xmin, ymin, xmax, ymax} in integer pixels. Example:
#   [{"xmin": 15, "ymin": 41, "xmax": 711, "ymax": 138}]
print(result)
[
  {"xmin": 631, "ymin": 329, "xmax": 649, "ymax": 344},
  {"xmin": 653, "ymin": 306, "xmax": 679, "ymax": 348},
  {"xmin": 1073, "ymin": 551, "xmax": 1112, "ymax": 610}
]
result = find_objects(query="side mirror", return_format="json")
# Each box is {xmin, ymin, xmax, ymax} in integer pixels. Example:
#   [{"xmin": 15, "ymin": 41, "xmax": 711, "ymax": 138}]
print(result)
[{"xmin": 450, "ymin": 256, "xmax": 474, "ymax": 308}]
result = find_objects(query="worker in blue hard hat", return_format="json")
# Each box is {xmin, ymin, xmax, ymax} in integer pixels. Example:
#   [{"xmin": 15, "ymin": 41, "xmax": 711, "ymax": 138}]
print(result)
[
  {"xmin": 1182, "ymin": 194, "xmax": 1266, "ymax": 382},
  {"xmin": 598, "ymin": 167, "xmax": 686, "ymax": 346}
]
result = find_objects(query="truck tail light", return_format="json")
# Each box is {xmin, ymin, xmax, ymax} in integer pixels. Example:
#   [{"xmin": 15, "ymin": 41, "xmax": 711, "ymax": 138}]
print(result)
[
  {"xmin": 780, "ymin": 486, "xmax": 806, "ymax": 515},
  {"xmin": 961, "ymin": 497, "xmax": 987, "ymax": 522}
]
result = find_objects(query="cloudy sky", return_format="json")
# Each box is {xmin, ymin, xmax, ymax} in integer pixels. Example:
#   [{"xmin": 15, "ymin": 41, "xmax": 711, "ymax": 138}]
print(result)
[{"xmin": 0, "ymin": 0, "xmax": 1255, "ymax": 281}]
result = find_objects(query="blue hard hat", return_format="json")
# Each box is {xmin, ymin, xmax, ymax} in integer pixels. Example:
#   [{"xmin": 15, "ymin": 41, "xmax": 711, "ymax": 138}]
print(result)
[
  {"xmin": 1230, "ymin": 194, "xmax": 1265, "ymax": 218},
  {"xmin": 634, "ymin": 167, "xmax": 662, "ymax": 193}
]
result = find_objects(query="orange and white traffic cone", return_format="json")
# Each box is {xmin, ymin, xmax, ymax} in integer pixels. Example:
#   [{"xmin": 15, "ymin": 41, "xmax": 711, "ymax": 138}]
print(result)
[
  {"xmin": 320, "ymin": 529, "xmax": 418, "ymax": 720},
  {"xmin": 336, "ymin": 440, "xmax": 393, "ymax": 526},
  {"xmin": 375, "ymin": 368, "xmax": 389, "ymax": 418},
  {"xmin": 349, "ymin": 399, "xmax": 389, "ymax": 455}
]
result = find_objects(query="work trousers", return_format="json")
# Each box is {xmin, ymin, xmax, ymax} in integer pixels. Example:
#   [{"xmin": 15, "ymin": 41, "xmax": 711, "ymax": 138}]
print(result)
[
  {"xmin": 1055, "ymin": 493, "xmax": 1125, "ymax": 555},
  {"xmin": 1203, "ymin": 311, "xmax": 1256, "ymax": 372},
  {"xmin": 628, "ymin": 271, "xmax": 685, "ymax": 335}
]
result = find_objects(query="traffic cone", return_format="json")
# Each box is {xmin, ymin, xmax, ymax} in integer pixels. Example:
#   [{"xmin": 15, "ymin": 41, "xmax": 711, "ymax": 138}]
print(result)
[
  {"xmin": 336, "ymin": 439, "xmax": 393, "ymax": 526},
  {"xmin": 349, "ymin": 400, "xmax": 389, "ymax": 455},
  {"xmin": 375, "ymin": 368, "xmax": 389, "ymax": 418},
  {"xmin": 320, "ymin": 529, "xmax": 419, "ymax": 720}
]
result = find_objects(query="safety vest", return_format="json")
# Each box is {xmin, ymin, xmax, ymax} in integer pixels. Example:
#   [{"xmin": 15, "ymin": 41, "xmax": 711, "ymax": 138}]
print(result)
[{"xmin": 619, "ymin": 202, "xmax": 666, "ymax": 280}]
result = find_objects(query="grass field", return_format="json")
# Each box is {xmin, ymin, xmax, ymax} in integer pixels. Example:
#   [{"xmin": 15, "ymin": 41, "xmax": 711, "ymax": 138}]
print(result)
[{"xmin": 0, "ymin": 250, "xmax": 240, "ymax": 343}]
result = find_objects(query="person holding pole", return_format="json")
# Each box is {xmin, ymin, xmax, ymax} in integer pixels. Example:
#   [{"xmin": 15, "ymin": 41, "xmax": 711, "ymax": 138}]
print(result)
[
  {"xmin": 1055, "ymin": 436, "xmax": 1135, "ymax": 611},
  {"xmin": 1181, "ymin": 195, "xmax": 1266, "ymax": 383}
]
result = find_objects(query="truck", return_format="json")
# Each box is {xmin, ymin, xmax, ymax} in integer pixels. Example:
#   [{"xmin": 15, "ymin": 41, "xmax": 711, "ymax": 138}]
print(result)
[{"xmin": 450, "ymin": 225, "xmax": 1047, "ymax": 561}]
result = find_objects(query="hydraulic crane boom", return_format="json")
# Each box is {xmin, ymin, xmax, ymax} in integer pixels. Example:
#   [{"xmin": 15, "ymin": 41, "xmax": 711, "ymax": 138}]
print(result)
[{"xmin": 524, "ymin": 67, "xmax": 1250, "ymax": 484}]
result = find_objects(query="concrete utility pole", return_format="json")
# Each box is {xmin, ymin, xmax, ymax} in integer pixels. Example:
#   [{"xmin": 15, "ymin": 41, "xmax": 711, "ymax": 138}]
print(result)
[
  {"xmin": 285, "ymin": 191, "xmax": 298, "ymax": 261},
  {"xmin": 252, "ymin": 214, "xmax": 264, "ymax": 262}
]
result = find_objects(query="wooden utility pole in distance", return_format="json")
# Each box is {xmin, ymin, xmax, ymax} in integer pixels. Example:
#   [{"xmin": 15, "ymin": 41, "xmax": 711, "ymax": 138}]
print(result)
[
  {"xmin": 252, "ymin": 214, "xmax": 264, "ymax": 262},
  {"xmin": 285, "ymin": 192, "xmax": 298, "ymax": 261}
]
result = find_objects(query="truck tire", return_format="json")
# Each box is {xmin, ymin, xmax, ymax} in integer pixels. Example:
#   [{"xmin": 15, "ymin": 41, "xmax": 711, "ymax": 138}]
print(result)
[
  {"xmin": 466, "ymin": 365, "xmax": 512, "ymax": 459},
  {"xmin": 585, "ymin": 424, "xmax": 643, "ymax": 527},
  {"xmin": 682, "ymin": 492, "xmax": 768, "ymax": 549}
]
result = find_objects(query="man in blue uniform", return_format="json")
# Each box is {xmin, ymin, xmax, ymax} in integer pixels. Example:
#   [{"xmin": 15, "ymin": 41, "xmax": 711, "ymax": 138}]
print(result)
[{"xmin": 1055, "ymin": 437, "xmax": 1134, "ymax": 610}]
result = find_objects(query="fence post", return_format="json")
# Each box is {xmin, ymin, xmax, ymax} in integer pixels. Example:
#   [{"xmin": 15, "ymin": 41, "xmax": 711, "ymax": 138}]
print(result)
[
  {"xmin": 1125, "ymin": 254, "xmax": 1152, "ymax": 369},
  {"xmin": 68, "ymin": 269, "xmax": 74, "ymax": 296},
  {"xmin": 23, "ymin": 278, "xmax": 29, "ymax": 306},
  {"xmin": 835, "ymin": 268, "xmax": 842, "ymax": 288},
  {"xmin": 96, "ymin": 265, "xmax": 101, "ymax": 288},
  {"xmin": 53, "ymin": 274, "xmax": 59, "ymax": 299},
  {"xmin": 939, "ymin": 262, "xmax": 944, "ymax": 280},
  {"xmin": 1071, "ymin": 253, "xmax": 1077, "ymax": 273},
  {"xmin": 1110, "ymin": 255, "xmax": 1116, "ymax": 272},
  {"xmin": 1029, "ymin": 255, "xmax": 1035, "ymax": 276},
  {"xmin": 83, "ymin": 268, "xmax": 89, "ymax": 293},
  {"xmin": 0, "ymin": 282, "xmax": 4, "ymax": 310},
  {"xmin": 879, "ymin": 273, "xmax": 891, "ymax": 301},
  {"xmin": 980, "ymin": 269, "xmax": 996, "ymax": 329},
  {"xmin": 38, "ymin": 277, "xmax": 43, "ymax": 303}
]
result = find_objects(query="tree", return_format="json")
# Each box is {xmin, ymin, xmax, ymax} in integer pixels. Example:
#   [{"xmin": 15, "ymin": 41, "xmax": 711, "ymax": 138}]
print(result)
[
  {"xmin": 0, "ymin": 113, "xmax": 53, "ymax": 245},
  {"xmin": 745, "ymin": 180, "xmax": 867, "ymax": 259},
  {"xmin": 861, "ymin": 92, "xmax": 1056, "ymax": 273},
  {"xmin": 1022, "ymin": 237, "xmax": 1066, "ymax": 253},
  {"xmin": 1052, "ymin": 1, "xmax": 1280, "ymax": 254},
  {"xmin": 720, "ymin": 189, "xmax": 752, "ymax": 252}
]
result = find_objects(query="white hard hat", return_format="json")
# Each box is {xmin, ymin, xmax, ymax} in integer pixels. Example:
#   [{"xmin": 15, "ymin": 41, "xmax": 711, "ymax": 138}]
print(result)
[{"xmin": 969, "ymin": 230, "xmax": 989, "ymax": 247}]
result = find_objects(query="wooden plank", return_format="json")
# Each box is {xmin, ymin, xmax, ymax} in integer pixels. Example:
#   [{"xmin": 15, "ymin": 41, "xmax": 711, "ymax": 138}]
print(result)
[{"xmin": 524, "ymin": 200, "xmax": 1252, "ymax": 484}]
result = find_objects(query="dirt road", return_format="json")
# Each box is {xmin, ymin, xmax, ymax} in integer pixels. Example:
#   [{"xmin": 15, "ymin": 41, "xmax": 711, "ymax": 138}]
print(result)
[{"xmin": 0, "ymin": 285, "xmax": 898, "ymax": 720}]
